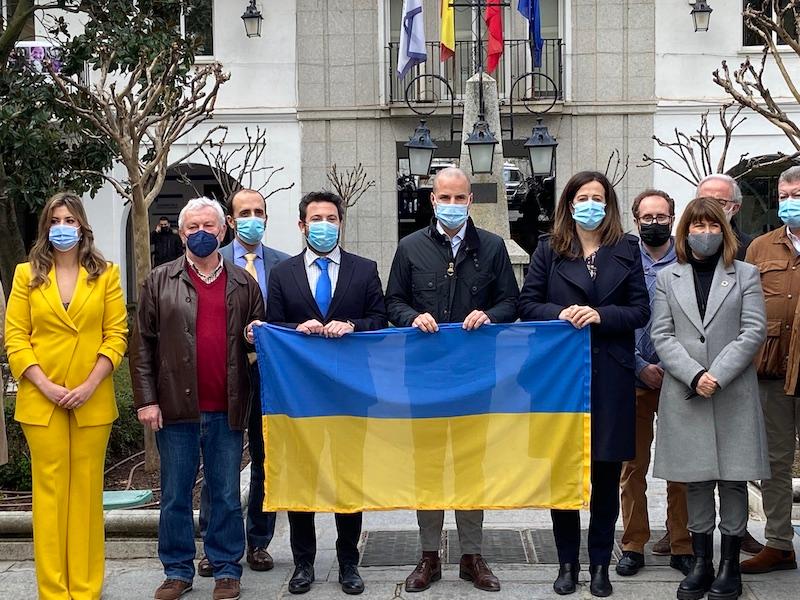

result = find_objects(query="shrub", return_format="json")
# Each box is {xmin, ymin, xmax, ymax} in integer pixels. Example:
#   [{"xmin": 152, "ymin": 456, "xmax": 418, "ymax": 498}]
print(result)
[{"xmin": 0, "ymin": 396, "xmax": 32, "ymax": 491}]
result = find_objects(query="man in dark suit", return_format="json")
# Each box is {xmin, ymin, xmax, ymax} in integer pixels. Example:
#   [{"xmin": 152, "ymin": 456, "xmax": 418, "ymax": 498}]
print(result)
[
  {"xmin": 197, "ymin": 188, "xmax": 290, "ymax": 577},
  {"xmin": 263, "ymin": 190, "xmax": 388, "ymax": 595}
]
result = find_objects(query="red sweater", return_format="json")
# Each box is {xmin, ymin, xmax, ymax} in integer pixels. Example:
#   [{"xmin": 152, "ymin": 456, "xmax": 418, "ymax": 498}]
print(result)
[{"xmin": 188, "ymin": 267, "xmax": 228, "ymax": 413}]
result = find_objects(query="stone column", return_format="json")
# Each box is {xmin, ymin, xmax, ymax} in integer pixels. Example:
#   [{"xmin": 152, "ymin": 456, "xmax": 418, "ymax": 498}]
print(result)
[{"xmin": 459, "ymin": 72, "xmax": 529, "ymax": 286}]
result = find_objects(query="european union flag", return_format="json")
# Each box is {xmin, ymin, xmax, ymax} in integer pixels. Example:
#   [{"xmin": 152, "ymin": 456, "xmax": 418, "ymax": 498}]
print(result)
[{"xmin": 518, "ymin": 0, "xmax": 544, "ymax": 68}]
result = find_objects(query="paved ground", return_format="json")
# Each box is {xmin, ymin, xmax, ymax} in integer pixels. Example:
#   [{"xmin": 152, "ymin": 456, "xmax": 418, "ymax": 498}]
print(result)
[{"xmin": 1, "ymin": 477, "xmax": 798, "ymax": 599}]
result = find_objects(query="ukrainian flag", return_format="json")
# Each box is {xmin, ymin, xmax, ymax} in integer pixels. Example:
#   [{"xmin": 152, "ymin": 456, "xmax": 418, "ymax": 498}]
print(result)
[{"xmin": 254, "ymin": 321, "xmax": 591, "ymax": 513}]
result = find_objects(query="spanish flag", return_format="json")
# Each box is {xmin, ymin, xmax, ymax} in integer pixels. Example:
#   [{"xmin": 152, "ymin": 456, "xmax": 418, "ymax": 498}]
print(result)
[
  {"xmin": 255, "ymin": 322, "xmax": 591, "ymax": 513},
  {"xmin": 440, "ymin": 0, "xmax": 455, "ymax": 61}
]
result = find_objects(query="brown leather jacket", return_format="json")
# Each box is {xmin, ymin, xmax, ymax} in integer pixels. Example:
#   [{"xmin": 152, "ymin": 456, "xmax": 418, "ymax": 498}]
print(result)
[
  {"xmin": 745, "ymin": 226, "xmax": 800, "ymax": 392},
  {"xmin": 130, "ymin": 256, "xmax": 265, "ymax": 430}
]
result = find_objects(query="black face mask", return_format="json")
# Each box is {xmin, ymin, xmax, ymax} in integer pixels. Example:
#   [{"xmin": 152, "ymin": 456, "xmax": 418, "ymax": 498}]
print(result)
[{"xmin": 639, "ymin": 222, "xmax": 672, "ymax": 247}]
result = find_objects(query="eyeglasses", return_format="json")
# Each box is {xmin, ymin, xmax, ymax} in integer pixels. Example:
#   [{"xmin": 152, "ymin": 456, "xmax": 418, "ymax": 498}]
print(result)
[
  {"xmin": 714, "ymin": 198, "xmax": 733, "ymax": 207},
  {"xmin": 637, "ymin": 215, "xmax": 672, "ymax": 225}
]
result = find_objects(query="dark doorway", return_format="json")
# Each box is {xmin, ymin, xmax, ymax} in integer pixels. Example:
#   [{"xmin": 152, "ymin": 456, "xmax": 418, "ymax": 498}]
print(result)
[{"xmin": 729, "ymin": 155, "xmax": 800, "ymax": 237}]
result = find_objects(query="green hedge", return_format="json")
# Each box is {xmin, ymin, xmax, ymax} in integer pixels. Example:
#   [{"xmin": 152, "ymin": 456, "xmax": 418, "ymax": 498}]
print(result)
[{"xmin": 0, "ymin": 358, "xmax": 143, "ymax": 491}]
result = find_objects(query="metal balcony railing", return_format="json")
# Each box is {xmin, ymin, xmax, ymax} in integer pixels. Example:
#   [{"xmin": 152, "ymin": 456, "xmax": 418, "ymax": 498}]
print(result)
[{"xmin": 386, "ymin": 38, "xmax": 563, "ymax": 106}]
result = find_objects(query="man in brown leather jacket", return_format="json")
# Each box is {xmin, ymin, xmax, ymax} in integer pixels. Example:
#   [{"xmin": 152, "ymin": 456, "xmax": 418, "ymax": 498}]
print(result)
[
  {"xmin": 741, "ymin": 166, "xmax": 800, "ymax": 574},
  {"xmin": 131, "ymin": 197, "xmax": 264, "ymax": 600}
]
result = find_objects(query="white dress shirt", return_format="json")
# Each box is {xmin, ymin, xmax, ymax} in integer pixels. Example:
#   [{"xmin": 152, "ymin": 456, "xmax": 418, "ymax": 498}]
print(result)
[
  {"xmin": 304, "ymin": 246, "xmax": 341, "ymax": 299},
  {"xmin": 787, "ymin": 226, "xmax": 800, "ymax": 254},
  {"xmin": 436, "ymin": 220, "xmax": 468, "ymax": 258}
]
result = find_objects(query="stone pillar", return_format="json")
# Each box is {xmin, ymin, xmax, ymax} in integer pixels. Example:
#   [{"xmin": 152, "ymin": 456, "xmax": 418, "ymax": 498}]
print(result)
[{"xmin": 459, "ymin": 72, "xmax": 529, "ymax": 284}]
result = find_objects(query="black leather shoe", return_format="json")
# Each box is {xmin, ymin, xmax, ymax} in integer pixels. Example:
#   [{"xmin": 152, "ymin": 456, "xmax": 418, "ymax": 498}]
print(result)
[
  {"xmin": 708, "ymin": 535, "xmax": 742, "ymax": 600},
  {"xmin": 553, "ymin": 563, "xmax": 579, "ymax": 595},
  {"xmin": 338, "ymin": 564, "xmax": 365, "ymax": 595},
  {"xmin": 615, "ymin": 551, "xmax": 644, "ymax": 576},
  {"xmin": 589, "ymin": 564, "xmax": 612, "ymax": 597},
  {"xmin": 288, "ymin": 563, "xmax": 315, "ymax": 595},
  {"xmin": 670, "ymin": 554, "xmax": 695, "ymax": 576}
]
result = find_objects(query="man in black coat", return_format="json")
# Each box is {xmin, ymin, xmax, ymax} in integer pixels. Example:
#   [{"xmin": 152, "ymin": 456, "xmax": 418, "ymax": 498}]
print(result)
[
  {"xmin": 150, "ymin": 216, "xmax": 184, "ymax": 266},
  {"xmin": 263, "ymin": 191, "xmax": 387, "ymax": 596},
  {"xmin": 385, "ymin": 167, "xmax": 519, "ymax": 594}
]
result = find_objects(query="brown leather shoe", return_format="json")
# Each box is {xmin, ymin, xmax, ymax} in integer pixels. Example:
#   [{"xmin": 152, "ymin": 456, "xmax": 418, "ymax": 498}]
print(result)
[
  {"xmin": 198, "ymin": 554, "xmax": 213, "ymax": 577},
  {"xmin": 741, "ymin": 546, "xmax": 797, "ymax": 573},
  {"xmin": 651, "ymin": 531, "xmax": 671, "ymax": 556},
  {"xmin": 213, "ymin": 578, "xmax": 241, "ymax": 600},
  {"xmin": 741, "ymin": 530, "xmax": 765, "ymax": 555},
  {"xmin": 459, "ymin": 554, "xmax": 501, "ymax": 592},
  {"xmin": 154, "ymin": 579, "xmax": 192, "ymax": 600},
  {"xmin": 404, "ymin": 551, "xmax": 441, "ymax": 592},
  {"xmin": 247, "ymin": 546, "xmax": 274, "ymax": 571}
]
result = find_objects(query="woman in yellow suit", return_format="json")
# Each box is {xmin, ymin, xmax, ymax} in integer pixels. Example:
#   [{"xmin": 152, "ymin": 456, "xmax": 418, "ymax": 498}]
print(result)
[{"xmin": 4, "ymin": 192, "xmax": 128, "ymax": 600}]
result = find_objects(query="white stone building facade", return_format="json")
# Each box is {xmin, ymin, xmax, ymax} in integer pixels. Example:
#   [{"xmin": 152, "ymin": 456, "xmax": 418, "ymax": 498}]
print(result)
[{"xmin": 11, "ymin": 1, "xmax": 800, "ymax": 297}]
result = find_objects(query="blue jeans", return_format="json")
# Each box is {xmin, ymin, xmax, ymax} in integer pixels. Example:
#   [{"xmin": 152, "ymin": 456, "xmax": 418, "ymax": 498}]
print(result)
[
  {"xmin": 199, "ymin": 365, "xmax": 276, "ymax": 549},
  {"xmin": 156, "ymin": 412, "xmax": 244, "ymax": 582}
]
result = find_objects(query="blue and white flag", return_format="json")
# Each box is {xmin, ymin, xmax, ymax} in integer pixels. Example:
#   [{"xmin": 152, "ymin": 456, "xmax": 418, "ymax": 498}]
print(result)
[
  {"xmin": 397, "ymin": 0, "xmax": 426, "ymax": 78},
  {"xmin": 518, "ymin": 0, "xmax": 543, "ymax": 68}
]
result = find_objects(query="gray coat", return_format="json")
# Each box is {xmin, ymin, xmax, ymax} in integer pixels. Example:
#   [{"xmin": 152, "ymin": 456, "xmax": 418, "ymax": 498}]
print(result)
[{"xmin": 652, "ymin": 259, "xmax": 770, "ymax": 482}]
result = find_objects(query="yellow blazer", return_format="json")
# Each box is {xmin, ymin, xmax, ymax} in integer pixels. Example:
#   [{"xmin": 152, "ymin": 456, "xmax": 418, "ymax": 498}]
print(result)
[{"xmin": 4, "ymin": 262, "xmax": 128, "ymax": 426}]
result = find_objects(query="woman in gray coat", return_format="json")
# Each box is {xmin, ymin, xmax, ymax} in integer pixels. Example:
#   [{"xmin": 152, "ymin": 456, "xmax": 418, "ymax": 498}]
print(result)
[{"xmin": 651, "ymin": 197, "xmax": 768, "ymax": 600}]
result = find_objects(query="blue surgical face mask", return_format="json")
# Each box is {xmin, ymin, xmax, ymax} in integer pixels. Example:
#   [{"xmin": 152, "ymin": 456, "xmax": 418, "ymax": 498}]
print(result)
[
  {"xmin": 778, "ymin": 197, "xmax": 800, "ymax": 228},
  {"xmin": 186, "ymin": 230, "xmax": 219, "ymax": 258},
  {"xmin": 49, "ymin": 224, "xmax": 81, "ymax": 252},
  {"xmin": 572, "ymin": 199, "xmax": 606, "ymax": 231},
  {"xmin": 434, "ymin": 202, "xmax": 469, "ymax": 230},
  {"xmin": 306, "ymin": 221, "xmax": 339, "ymax": 254},
  {"xmin": 235, "ymin": 217, "xmax": 266, "ymax": 245}
]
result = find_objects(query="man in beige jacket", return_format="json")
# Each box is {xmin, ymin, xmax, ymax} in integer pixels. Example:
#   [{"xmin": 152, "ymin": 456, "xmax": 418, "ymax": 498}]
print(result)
[{"xmin": 741, "ymin": 165, "xmax": 800, "ymax": 574}]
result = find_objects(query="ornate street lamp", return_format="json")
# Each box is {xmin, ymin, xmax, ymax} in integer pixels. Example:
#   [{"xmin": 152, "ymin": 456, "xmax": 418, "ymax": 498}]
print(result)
[
  {"xmin": 242, "ymin": 1, "xmax": 263, "ymax": 38},
  {"xmin": 405, "ymin": 120, "xmax": 438, "ymax": 176},
  {"xmin": 690, "ymin": 2, "xmax": 713, "ymax": 32},
  {"xmin": 464, "ymin": 117, "xmax": 499, "ymax": 175},
  {"xmin": 524, "ymin": 118, "xmax": 558, "ymax": 177}
]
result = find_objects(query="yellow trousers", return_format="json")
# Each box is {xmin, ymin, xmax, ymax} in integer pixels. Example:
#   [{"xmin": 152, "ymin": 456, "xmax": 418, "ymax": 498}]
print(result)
[{"xmin": 22, "ymin": 408, "xmax": 112, "ymax": 600}]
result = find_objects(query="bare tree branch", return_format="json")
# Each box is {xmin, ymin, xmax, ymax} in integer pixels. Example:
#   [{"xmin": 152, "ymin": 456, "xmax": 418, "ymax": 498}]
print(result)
[
  {"xmin": 194, "ymin": 126, "xmax": 296, "ymax": 205},
  {"xmin": 639, "ymin": 105, "xmax": 752, "ymax": 183},
  {"xmin": 712, "ymin": 1, "xmax": 800, "ymax": 151},
  {"xmin": 327, "ymin": 163, "xmax": 377, "ymax": 209},
  {"xmin": 604, "ymin": 149, "xmax": 630, "ymax": 188}
]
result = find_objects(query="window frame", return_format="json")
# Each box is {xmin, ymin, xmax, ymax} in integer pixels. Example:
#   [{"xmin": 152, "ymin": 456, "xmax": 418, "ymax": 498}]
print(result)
[
  {"xmin": 742, "ymin": 0, "xmax": 798, "ymax": 49},
  {"xmin": 182, "ymin": 0, "xmax": 215, "ymax": 62}
]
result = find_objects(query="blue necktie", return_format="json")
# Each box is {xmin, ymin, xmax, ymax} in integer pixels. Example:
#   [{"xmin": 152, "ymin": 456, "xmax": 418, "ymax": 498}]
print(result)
[{"xmin": 315, "ymin": 258, "xmax": 332, "ymax": 317}]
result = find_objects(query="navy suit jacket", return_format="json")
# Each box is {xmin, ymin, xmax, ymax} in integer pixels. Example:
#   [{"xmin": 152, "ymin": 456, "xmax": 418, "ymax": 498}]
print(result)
[
  {"xmin": 220, "ymin": 241, "xmax": 290, "ymax": 304},
  {"xmin": 266, "ymin": 248, "xmax": 388, "ymax": 332},
  {"xmin": 518, "ymin": 234, "xmax": 650, "ymax": 462}
]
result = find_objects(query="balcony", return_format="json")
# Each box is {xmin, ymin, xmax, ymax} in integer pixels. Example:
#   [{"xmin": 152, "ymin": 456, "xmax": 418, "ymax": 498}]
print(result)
[{"xmin": 386, "ymin": 38, "xmax": 563, "ymax": 106}]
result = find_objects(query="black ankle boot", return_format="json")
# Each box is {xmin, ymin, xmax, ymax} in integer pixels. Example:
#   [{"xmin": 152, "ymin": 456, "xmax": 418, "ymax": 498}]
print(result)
[
  {"xmin": 589, "ymin": 564, "xmax": 612, "ymax": 597},
  {"xmin": 708, "ymin": 535, "xmax": 742, "ymax": 600},
  {"xmin": 553, "ymin": 563, "xmax": 579, "ymax": 595},
  {"xmin": 677, "ymin": 532, "xmax": 715, "ymax": 600}
]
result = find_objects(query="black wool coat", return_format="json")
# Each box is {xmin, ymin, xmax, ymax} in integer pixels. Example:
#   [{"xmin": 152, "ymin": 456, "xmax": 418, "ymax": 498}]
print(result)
[{"xmin": 518, "ymin": 234, "xmax": 650, "ymax": 461}]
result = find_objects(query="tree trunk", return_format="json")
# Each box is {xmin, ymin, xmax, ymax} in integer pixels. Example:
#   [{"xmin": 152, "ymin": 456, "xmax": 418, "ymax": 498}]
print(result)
[
  {"xmin": 0, "ymin": 190, "xmax": 27, "ymax": 298},
  {"xmin": 130, "ymin": 192, "xmax": 160, "ymax": 473}
]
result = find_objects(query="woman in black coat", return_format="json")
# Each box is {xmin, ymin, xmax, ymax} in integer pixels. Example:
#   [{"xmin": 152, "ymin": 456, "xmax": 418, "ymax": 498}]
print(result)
[{"xmin": 518, "ymin": 171, "xmax": 650, "ymax": 597}]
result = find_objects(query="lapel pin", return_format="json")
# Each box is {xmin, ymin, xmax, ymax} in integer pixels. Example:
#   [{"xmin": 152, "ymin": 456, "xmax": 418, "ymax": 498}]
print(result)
[{"xmin": 721, "ymin": 281, "xmax": 729, "ymax": 287}]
